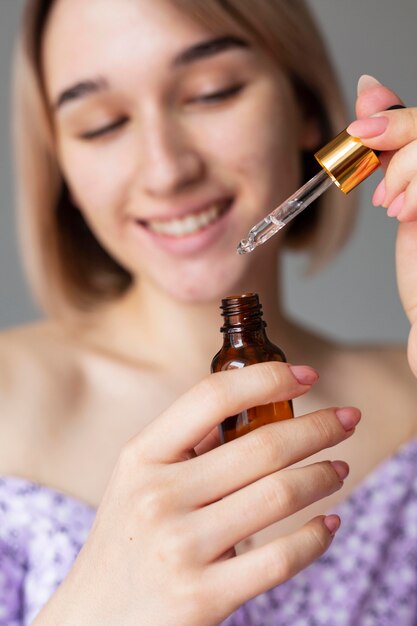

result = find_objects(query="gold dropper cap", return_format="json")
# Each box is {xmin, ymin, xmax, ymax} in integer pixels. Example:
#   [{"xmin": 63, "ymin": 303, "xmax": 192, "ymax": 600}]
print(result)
[{"xmin": 314, "ymin": 129, "xmax": 380, "ymax": 194}]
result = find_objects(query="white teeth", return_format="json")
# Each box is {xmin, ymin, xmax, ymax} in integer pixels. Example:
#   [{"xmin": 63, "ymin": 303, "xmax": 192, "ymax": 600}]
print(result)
[{"xmin": 147, "ymin": 203, "xmax": 224, "ymax": 237}]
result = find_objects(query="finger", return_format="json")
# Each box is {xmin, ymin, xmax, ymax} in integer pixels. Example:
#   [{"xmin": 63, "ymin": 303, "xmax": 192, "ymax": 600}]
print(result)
[
  {"xmin": 194, "ymin": 427, "xmax": 220, "ymax": 456},
  {"xmin": 192, "ymin": 460, "xmax": 347, "ymax": 562},
  {"xmin": 387, "ymin": 172, "xmax": 417, "ymax": 221},
  {"xmin": 407, "ymin": 323, "xmax": 417, "ymax": 380},
  {"xmin": 137, "ymin": 362, "xmax": 317, "ymax": 462},
  {"xmin": 396, "ymin": 221, "xmax": 417, "ymax": 325},
  {"xmin": 355, "ymin": 76, "xmax": 403, "ymax": 118},
  {"xmin": 378, "ymin": 150, "xmax": 395, "ymax": 172},
  {"xmin": 347, "ymin": 107, "xmax": 417, "ymax": 155},
  {"xmin": 371, "ymin": 155, "xmax": 394, "ymax": 207},
  {"xmin": 208, "ymin": 515, "xmax": 339, "ymax": 615},
  {"xmin": 381, "ymin": 141, "xmax": 417, "ymax": 209},
  {"xmin": 182, "ymin": 406, "xmax": 360, "ymax": 506}
]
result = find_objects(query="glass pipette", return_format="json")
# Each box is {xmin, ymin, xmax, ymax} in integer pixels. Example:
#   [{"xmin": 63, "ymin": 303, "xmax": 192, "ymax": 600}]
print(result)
[
  {"xmin": 236, "ymin": 105, "xmax": 407, "ymax": 255},
  {"xmin": 237, "ymin": 169, "xmax": 333, "ymax": 254}
]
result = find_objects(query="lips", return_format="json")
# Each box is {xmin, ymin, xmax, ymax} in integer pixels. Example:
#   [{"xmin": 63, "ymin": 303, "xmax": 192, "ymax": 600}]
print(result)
[{"xmin": 137, "ymin": 198, "xmax": 233, "ymax": 238}]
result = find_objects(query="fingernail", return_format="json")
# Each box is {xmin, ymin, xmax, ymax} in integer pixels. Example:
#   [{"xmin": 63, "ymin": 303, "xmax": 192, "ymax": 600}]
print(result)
[
  {"xmin": 357, "ymin": 74, "xmax": 382, "ymax": 95},
  {"xmin": 289, "ymin": 365, "xmax": 319, "ymax": 385},
  {"xmin": 330, "ymin": 460, "xmax": 350, "ymax": 481},
  {"xmin": 335, "ymin": 406, "xmax": 361, "ymax": 431},
  {"xmin": 387, "ymin": 192, "xmax": 406, "ymax": 217},
  {"xmin": 323, "ymin": 514, "xmax": 341, "ymax": 537},
  {"xmin": 347, "ymin": 116, "xmax": 389, "ymax": 139},
  {"xmin": 372, "ymin": 179, "xmax": 386, "ymax": 207}
]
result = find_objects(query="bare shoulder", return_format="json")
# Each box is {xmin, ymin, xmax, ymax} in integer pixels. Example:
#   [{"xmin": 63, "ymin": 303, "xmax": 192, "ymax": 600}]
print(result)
[
  {"xmin": 328, "ymin": 341, "xmax": 417, "ymax": 437},
  {"xmin": 0, "ymin": 320, "xmax": 77, "ymax": 395},
  {"xmin": 0, "ymin": 321, "xmax": 82, "ymax": 476},
  {"xmin": 0, "ymin": 321, "xmax": 49, "ymax": 390},
  {"xmin": 343, "ymin": 342, "xmax": 416, "ymax": 394},
  {"xmin": 288, "ymin": 323, "xmax": 416, "ymax": 401}
]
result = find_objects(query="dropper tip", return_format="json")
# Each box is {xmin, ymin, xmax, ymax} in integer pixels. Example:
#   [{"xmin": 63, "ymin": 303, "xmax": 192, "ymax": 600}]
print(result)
[{"xmin": 237, "ymin": 238, "xmax": 255, "ymax": 255}]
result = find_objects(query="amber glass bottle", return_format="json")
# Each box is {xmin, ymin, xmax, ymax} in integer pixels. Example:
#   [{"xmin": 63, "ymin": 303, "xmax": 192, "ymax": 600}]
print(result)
[{"xmin": 211, "ymin": 293, "xmax": 293, "ymax": 443}]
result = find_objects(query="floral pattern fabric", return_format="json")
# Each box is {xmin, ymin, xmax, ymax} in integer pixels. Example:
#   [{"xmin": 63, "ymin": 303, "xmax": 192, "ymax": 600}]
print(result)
[{"xmin": 1, "ymin": 437, "xmax": 417, "ymax": 625}]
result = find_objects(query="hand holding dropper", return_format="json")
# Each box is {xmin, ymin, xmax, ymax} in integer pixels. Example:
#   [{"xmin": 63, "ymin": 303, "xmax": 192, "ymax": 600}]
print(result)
[{"xmin": 237, "ymin": 104, "xmax": 404, "ymax": 255}]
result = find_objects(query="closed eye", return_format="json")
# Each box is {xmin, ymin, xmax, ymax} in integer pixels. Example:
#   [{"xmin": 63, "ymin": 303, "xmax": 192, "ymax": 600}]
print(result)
[
  {"xmin": 192, "ymin": 83, "xmax": 244, "ymax": 104},
  {"xmin": 79, "ymin": 116, "xmax": 129, "ymax": 140},
  {"xmin": 78, "ymin": 84, "xmax": 243, "ymax": 139}
]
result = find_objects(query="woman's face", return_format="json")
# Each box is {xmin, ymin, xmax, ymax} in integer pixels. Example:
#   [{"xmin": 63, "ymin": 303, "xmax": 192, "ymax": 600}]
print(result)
[{"xmin": 43, "ymin": 0, "xmax": 310, "ymax": 302}]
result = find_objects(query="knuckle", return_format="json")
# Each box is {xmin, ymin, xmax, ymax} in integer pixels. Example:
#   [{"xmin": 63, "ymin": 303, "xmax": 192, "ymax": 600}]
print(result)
[
  {"xmin": 406, "ymin": 108, "xmax": 417, "ymax": 138},
  {"xmin": 137, "ymin": 480, "xmax": 171, "ymax": 523},
  {"xmin": 159, "ymin": 522, "xmax": 193, "ymax": 566},
  {"xmin": 387, "ymin": 149, "xmax": 406, "ymax": 181},
  {"xmin": 267, "ymin": 541, "xmax": 293, "ymax": 582},
  {"xmin": 245, "ymin": 425, "xmax": 285, "ymax": 464},
  {"xmin": 163, "ymin": 531, "xmax": 185, "ymax": 562},
  {"xmin": 259, "ymin": 361, "xmax": 289, "ymax": 398},
  {"xmin": 261, "ymin": 475, "xmax": 297, "ymax": 513},
  {"xmin": 117, "ymin": 438, "xmax": 141, "ymax": 475},
  {"xmin": 317, "ymin": 461, "xmax": 342, "ymax": 489},
  {"xmin": 198, "ymin": 374, "xmax": 229, "ymax": 411},
  {"xmin": 309, "ymin": 521, "xmax": 330, "ymax": 554},
  {"xmin": 310, "ymin": 409, "xmax": 337, "ymax": 444}
]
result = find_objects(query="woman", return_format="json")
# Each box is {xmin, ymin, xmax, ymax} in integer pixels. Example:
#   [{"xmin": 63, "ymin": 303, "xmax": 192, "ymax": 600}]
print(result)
[{"xmin": 1, "ymin": 0, "xmax": 417, "ymax": 624}]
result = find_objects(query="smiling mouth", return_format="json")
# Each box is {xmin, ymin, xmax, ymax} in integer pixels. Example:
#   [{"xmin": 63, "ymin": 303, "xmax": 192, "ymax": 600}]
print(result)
[{"xmin": 139, "ymin": 199, "xmax": 233, "ymax": 238}]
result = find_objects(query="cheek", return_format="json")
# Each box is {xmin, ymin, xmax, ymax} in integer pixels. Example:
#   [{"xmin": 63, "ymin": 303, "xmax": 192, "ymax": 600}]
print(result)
[
  {"xmin": 196, "ymin": 82, "xmax": 302, "ymax": 208},
  {"xmin": 59, "ymin": 140, "xmax": 134, "ymax": 228}
]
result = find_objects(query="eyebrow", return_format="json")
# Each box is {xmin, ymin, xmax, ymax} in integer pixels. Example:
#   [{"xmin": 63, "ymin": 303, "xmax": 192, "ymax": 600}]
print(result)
[
  {"xmin": 173, "ymin": 35, "xmax": 249, "ymax": 65},
  {"xmin": 54, "ymin": 77, "xmax": 109, "ymax": 111},
  {"xmin": 53, "ymin": 36, "xmax": 249, "ymax": 111}
]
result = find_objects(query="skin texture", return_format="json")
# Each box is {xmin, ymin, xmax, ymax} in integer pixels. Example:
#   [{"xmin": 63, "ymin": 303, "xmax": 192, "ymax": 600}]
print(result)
[
  {"xmin": 32, "ymin": 363, "xmax": 357, "ymax": 626},
  {"xmin": 348, "ymin": 79, "xmax": 417, "ymax": 379},
  {"xmin": 1, "ymin": 1, "xmax": 417, "ymax": 624},
  {"xmin": 44, "ymin": 0, "xmax": 308, "ymax": 303}
]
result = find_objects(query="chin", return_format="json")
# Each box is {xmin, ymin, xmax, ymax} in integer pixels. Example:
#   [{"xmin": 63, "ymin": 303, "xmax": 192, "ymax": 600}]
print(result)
[{"xmin": 147, "ymin": 253, "xmax": 252, "ymax": 304}]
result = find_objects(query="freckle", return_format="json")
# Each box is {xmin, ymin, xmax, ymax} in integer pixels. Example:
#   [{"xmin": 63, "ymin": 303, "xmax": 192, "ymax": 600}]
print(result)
[{"xmin": 129, "ymin": 537, "xmax": 133, "ymax": 541}]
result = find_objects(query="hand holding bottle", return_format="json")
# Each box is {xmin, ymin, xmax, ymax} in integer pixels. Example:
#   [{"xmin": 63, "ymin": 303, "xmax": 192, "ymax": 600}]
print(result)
[
  {"xmin": 349, "ymin": 76, "xmax": 417, "ymax": 377},
  {"xmin": 34, "ymin": 362, "xmax": 359, "ymax": 626},
  {"xmin": 211, "ymin": 294, "xmax": 294, "ymax": 443}
]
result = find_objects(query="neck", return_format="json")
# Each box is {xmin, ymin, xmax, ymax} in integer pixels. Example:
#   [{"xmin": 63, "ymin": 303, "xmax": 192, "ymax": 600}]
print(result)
[{"xmin": 81, "ymin": 256, "xmax": 292, "ymax": 375}]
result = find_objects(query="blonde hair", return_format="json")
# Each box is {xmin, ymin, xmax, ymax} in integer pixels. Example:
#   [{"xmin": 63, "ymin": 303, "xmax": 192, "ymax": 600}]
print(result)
[{"xmin": 14, "ymin": 0, "xmax": 356, "ymax": 318}]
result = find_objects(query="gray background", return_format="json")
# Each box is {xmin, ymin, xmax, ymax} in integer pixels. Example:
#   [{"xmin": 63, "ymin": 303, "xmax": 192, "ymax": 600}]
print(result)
[{"xmin": 1, "ymin": 0, "xmax": 416, "ymax": 342}]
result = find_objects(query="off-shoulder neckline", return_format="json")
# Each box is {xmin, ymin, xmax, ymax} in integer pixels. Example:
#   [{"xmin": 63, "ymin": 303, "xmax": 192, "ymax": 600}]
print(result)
[
  {"xmin": 0, "ymin": 474, "xmax": 97, "ymax": 511},
  {"xmin": 1, "ymin": 434, "xmax": 417, "ymax": 515}
]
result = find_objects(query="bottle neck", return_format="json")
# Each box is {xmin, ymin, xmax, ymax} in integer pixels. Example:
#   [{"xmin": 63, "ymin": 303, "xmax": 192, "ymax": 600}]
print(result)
[{"xmin": 220, "ymin": 293, "xmax": 268, "ymax": 347}]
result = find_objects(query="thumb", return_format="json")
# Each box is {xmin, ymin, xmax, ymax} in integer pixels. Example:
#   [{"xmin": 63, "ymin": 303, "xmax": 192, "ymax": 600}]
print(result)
[{"xmin": 355, "ymin": 74, "xmax": 403, "ymax": 118}]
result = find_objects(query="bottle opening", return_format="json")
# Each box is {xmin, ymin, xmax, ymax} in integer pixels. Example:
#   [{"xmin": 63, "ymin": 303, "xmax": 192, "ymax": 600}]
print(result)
[{"xmin": 220, "ymin": 293, "xmax": 265, "ymax": 331}]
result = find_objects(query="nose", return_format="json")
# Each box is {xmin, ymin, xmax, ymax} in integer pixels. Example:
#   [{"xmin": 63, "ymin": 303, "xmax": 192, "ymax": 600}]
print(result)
[{"xmin": 138, "ymin": 110, "xmax": 204, "ymax": 197}]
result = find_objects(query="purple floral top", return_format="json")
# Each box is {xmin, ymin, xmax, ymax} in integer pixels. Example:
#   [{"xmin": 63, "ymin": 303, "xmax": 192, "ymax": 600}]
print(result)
[{"xmin": 1, "ymin": 437, "xmax": 417, "ymax": 626}]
